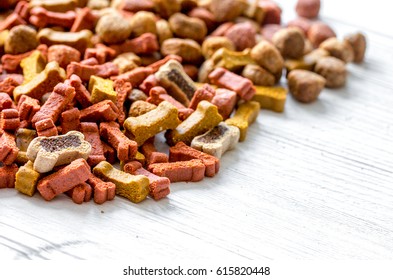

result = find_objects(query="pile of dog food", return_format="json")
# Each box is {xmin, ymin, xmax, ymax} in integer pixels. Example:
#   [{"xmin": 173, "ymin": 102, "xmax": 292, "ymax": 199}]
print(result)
[{"xmin": 0, "ymin": 0, "xmax": 366, "ymax": 204}]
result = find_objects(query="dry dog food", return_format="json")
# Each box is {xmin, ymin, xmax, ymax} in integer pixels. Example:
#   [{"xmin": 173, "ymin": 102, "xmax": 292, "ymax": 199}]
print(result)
[{"xmin": 0, "ymin": 0, "xmax": 366, "ymax": 206}]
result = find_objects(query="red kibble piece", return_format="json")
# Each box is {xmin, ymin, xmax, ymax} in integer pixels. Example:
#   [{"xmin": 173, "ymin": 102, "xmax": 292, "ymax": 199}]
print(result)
[
  {"xmin": 259, "ymin": 0, "xmax": 282, "ymax": 25},
  {"xmin": 66, "ymin": 74, "xmax": 92, "ymax": 108},
  {"xmin": 31, "ymin": 82, "xmax": 76, "ymax": 127},
  {"xmin": 209, "ymin": 67, "xmax": 256, "ymax": 101},
  {"xmin": 139, "ymin": 74, "xmax": 158, "ymax": 94},
  {"xmin": 86, "ymin": 174, "xmax": 116, "ymax": 204},
  {"xmin": 80, "ymin": 122, "xmax": 105, "ymax": 167},
  {"xmin": 210, "ymin": 22, "xmax": 234, "ymax": 37},
  {"xmin": 99, "ymin": 121, "xmax": 138, "ymax": 162},
  {"xmin": 148, "ymin": 54, "xmax": 182, "ymax": 73},
  {"xmin": 140, "ymin": 138, "xmax": 169, "ymax": 165},
  {"xmin": 109, "ymin": 33, "xmax": 160, "ymax": 56},
  {"xmin": 35, "ymin": 118, "xmax": 58, "ymax": 137},
  {"xmin": 308, "ymin": 21, "xmax": 336, "ymax": 47},
  {"xmin": 0, "ymin": 92, "xmax": 14, "ymax": 111},
  {"xmin": 188, "ymin": 84, "xmax": 215, "ymax": 110},
  {"xmin": 66, "ymin": 182, "xmax": 92, "ymax": 204},
  {"xmin": 225, "ymin": 22, "xmax": 257, "ymax": 51},
  {"xmin": 120, "ymin": 0, "xmax": 154, "ymax": 12},
  {"xmin": 101, "ymin": 140, "xmax": 117, "ymax": 164},
  {"xmin": 66, "ymin": 61, "xmax": 119, "ymax": 82},
  {"xmin": 84, "ymin": 43, "xmax": 116, "ymax": 64},
  {"xmin": 211, "ymin": 88, "xmax": 237, "ymax": 120},
  {"xmin": 0, "ymin": 76, "xmax": 21, "ymax": 96},
  {"xmin": 296, "ymin": 0, "xmax": 320, "ymax": 19},
  {"xmin": 1, "ymin": 45, "xmax": 47, "ymax": 73},
  {"xmin": 29, "ymin": 7, "xmax": 76, "ymax": 29},
  {"xmin": 37, "ymin": 158, "xmax": 91, "ymax": 201},
  {"xmin": 60, "ymin": 107, "xmax": 80, "ymax": 134},
  {"xmin": 261, "ymin": 24, "xmax": 282, "ymax": 42},
  {"xmin": 148, "ymin": 159, "xmax": 205, "ymax": 182},
  {"xmin": 111, "ymin": 67, "xmax": 153, "ymax": 87},
  {"xmin": 80, "ymin": 57, "xmax": 99, "ymax": 66},
  {"xmin": 80, "ymin": 100, "xmax": 119, "ymax": 122},
  {"xmin": 287, "ymin": 17, "xmax": 312, "ymax": 35},
  {"xmin": 169, "ymin": 142, "xmax": 220, "ymax": 177},
  {"xmin": 0, "ymin": 108, "xmax": 20, "ymax": 131},
  {"xmin": 0, "ymin": 131, "xmax": 19, "ymax": 165},
  {"xmin": 17, "ymin": 95, "xmax": 40, "ymax": 128},
  {"xmin": 0, "ymin": 164, "xmax": 18, "ymax": 188},
  {"xmin": 70, "ymin": 7, "xmax": 98, "ymax": 32},
  {"xmin": 113, "ymin": 79, "xmax": 131, "ymax": 126},
  {"xmin": 0, "ymin": 13, "xmax": 27, "ymax": 32}
]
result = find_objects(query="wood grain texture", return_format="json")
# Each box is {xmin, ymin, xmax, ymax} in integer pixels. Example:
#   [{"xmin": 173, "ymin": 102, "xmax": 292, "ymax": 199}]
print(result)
[{"xmin": 1, "ymin": 0, "xmax": 392, "ymax": 260}]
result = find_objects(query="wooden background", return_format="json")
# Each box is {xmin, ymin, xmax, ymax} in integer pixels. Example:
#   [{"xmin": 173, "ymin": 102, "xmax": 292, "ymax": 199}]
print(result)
[{"xmin": 1, "ymin": 0, "xmax": 392, "ymax": 260}]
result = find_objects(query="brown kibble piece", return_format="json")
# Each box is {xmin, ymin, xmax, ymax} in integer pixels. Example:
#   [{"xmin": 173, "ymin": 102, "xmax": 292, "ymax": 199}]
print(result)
[
  {"xmin": 201, "ymin": 36, "xmax": 235, "ymax": 59},
  {"xmin": 169, "ymin": 13, "xmax": 207, "ymax": 42},
  {"xmin": 129, "ymin": 100, "xmax": 157, "ymax": 117},
  {"xmin": 315, "ymin": 56, "xmax": 346, "ymax": 88},
  {"xmin": 96, "ymin": 13, "xmax": 132, "ymax": 44},
  {"xmin": 272, "ymin": 27, "xmax": 305, "ymax": 59},
  {"xmin": 242, "ymin": 64, "xmax": 275, "ymax": 87},
  {"xmin": 5, "ymin": 25, "xmax": 39, "ymax": 55},
  {"xmin": 209, "ymin": 0, "xmax": 247, "ymax": 22},
  {"xmin": 129, "ymin": 11, "xmax": 157, "ymax": 37},
  {"xmin": 251, "ymin": 41, "xmax": 284, "ymax": 77},
  {"xmin": 288, "ymin": 69, "xmax": 326, "ymax": 103},
  {"xmin": 319, "ymin": 37, "xmax": 354, "ymax": 63},
  {"xmin": 161, "ymin": 38, "xmax": 202, "ymax": 64},
  {"xmin": 38, "ymin": 28, "xmax": 93, "ymax": 53},
  {"xmin": 344, "ymin": 32, "xmax": 367, "ymax": 63}
]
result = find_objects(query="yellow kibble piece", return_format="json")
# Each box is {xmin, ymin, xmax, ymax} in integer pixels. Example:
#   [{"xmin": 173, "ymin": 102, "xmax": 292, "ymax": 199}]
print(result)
[
  {"xmin": 15, "ymin": 161, "xmax": 41, "ymax": 197},
  {"xmin": 89, "ymin": 75, "xmax": 117, "ymax": 104},
  {"xmin": 252, "ymin": 86, "xmax": 287, "ymax": 113},
  {"xmin": 225, "ymin": 101, "xmax": 260, "ymax": 142},
  {"xmin": 93, "ymin": 161, "xmax": 149, "ymax": 203},
  {"xmin": 20, "ymin": 50, "xmax": 46, "ymax": 84}
]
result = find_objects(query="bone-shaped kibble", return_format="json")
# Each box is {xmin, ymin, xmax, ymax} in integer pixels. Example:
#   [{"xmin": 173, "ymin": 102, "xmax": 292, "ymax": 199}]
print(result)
[
  {"xmin": 124, "ymin": 100, "xmax": 180, "ymax": 146},
  {"xmin": 29, "ymin": 7, "xmax": 76, "ymax": 29},
  {"xmin": 211, "ymin": 88, "xmax": 237, "ymax": 120},
  {"xmin": 0, "ymin": 108, "xmax": 20, "ymax": 131},
  {"xmin": 123, "ymin": 161, "xmax": 170, "ymax": 201},
  {"xmin": 0, "ymin": 13, "xmax": 26, "ymax": 32},
  {"xmin": 0, "ymin": 164, "xmax": 18, "ymax": 189},
  {"xmin": 88, "ymin": 75, "xmax": 117, "ymax": 104},
  {"xmin": 17, "ymin": 95, "xmax": 40, "ymax": 128},
  {"xmin": 30, "ymin": 0, "xmax": 77, "ymax": 13},
  {"xmin": 37, "ymin": 158, "xmax": 91, "ymax": 201},
  {"xmin": 31, "ymin": 82, "xmax": 76, "ymax": 127},
  {"xmin": 93, "ymin": 161, "xmax": 149, "ymax": 203},
  {"xmin": 165, "ymin": 100, "xmax": 223, "ymax": 146},
  {"xmin": 169, "ymin": 142, "xmax": 220, "ymax": 177},
  {"xmin": 67, "ymin": 74, "xmax": 92, "ymax": 108},
  {"xmin": 71, "ymin": 7, "xmax": 98, "ymax": 32},
  {"xmin": 15, "ymin": 161, "xmax": 41, "ymax": 196},
  {"xmin": 225, "ymin": 101, "xmax": 260, "ymax": 142},
  {"xmin": 211, "ymin": 47, "xmax": 255, "ymax": 71},
  {"xmin": 155, "ymin": 59, "xmax": 197, "ymax": 106},
  {"xmin": 80, "ymin": 100, "xmax": 119, "ymax": 122},
  {"xmin": 87, "ymin": 174, "xmax": 116, "ymax": 205},
  {"xmin": 38, "ymin": 28, "xmax": 93, "ymax": 53},
  {"xmin": 66, "ymin": 182, "xmax": 92, "ymax": 204},
  {"xmin": 188, "ymin": 83, "xmax": 215, "ymax": 110},
  {"xmin": 109, "ymin": 33, "xmax": 160, "ymax": 56},
  {"xmin": 13, "ymin": 61, "xmax": 66, "ymax": 102},
  {"xmin": 148, "ymin": 159, "xmax": 206, "ymax": 183},
  {"xmin": 0, "ymin": 92, "xmax": 13, "ymax": 111},
  {"xmin": 140, "ymin": 138, "xmax": 169, "ymax": 165},
  {"xmin": 35, "ymin": 118, "xmax": 58, "ymax": 137},
  {"xmin": 209, "ymin": 67, "xmax": 256, "ymax": 101},
  {"xmin": 99, "ymin": 122, "xmax": 137, "ymax": 162},
  {"xmin": 80, "ymin": 122, "xmax": 105, "ymax": 167},
  {"xmin": 252, "ymin": 86, "xmax": 287, "ymax": 113},
  {"xmin": 60, "ymin": 107, "xmax": 80, "ymax": 134},
  {"xmin": 67, "ymin": 61, "xmax": 119, "ymax": 82},
  {"xmin": 191, "ymin": 122, "xmax": 240, "ymax": 159},
  {"xmin": 112, "ymin": 67, "xmax": 153, "ymax": 87},
  {"xmin": 20, "ymin": 50, "xmax": 46, "ymax": 84},
  {"xmin": 26, "ymin": 130, "xmax": 91, "ymax": 173},
  {"xmin": 0, "ymin": 131, "xmax": 19, "ymax": 165}
]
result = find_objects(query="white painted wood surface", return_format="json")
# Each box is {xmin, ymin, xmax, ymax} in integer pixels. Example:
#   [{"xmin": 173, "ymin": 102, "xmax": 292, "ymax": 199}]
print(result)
[{"xmin": 1, "ymin": 0, "xmax": 393, "ymax": 260}]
